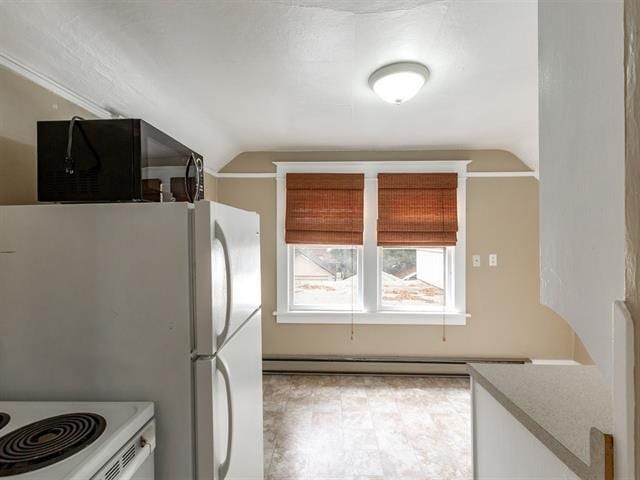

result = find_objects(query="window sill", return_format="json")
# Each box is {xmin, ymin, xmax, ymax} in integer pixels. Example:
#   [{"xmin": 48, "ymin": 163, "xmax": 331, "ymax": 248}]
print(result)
[{"xmin": 273, "ymin": 311, "xmax": 469, "ymax": 325}]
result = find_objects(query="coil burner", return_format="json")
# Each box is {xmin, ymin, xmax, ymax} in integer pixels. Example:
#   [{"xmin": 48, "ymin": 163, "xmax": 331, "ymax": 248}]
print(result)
[{"xmin": 0, "ymin": 413, "xmax": 106, "ymax": 476}]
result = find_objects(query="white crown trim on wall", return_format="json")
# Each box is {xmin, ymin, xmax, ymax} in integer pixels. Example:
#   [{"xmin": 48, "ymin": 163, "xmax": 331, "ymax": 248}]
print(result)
[
  {"xmin": 209, "ymin": 169, "xmax": 536, "ymax": 179},
  {"xmin": 0, "ymin": 51, "xmax": 111, "ymax": 119}
]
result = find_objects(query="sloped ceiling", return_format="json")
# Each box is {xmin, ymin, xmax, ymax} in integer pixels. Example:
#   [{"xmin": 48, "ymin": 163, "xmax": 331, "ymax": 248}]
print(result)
[{"xmin": 0, "ymin": 1, "xmax": 538, "ymax": 171}]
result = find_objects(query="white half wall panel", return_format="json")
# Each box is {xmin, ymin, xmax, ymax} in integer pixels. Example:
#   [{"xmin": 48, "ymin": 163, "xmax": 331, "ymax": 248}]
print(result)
[{"xmin": 538, "ymin": 0, "xmax": 625, "ymax": 384}]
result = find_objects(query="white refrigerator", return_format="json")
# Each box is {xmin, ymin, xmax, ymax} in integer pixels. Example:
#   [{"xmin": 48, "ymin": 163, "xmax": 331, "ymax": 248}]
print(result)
[{"xmin": 0, "ymin": 201, "xmax": 264, "ymax": 480}]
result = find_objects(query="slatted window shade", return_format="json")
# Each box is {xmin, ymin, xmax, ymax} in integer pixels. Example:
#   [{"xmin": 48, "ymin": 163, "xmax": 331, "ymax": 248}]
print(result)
[
  {"xmin": 377, "ymin": 173, "xmax": 458, "ymax": 247},
  {"xmin": 285, "ymin": 173, "xmax": 364, "ymax": 245}
]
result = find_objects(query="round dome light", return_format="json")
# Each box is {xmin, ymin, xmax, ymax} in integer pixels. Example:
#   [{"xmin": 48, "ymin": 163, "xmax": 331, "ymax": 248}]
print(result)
[{"xmin": 368, "ymin": 62, "xmax": 430, "ymax": 104}]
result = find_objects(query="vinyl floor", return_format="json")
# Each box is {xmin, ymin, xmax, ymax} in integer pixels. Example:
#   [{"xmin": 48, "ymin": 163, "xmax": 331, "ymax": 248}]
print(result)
[{"xmin": 262, "ymin": 374, "xmax": 472, "ymax": 480}]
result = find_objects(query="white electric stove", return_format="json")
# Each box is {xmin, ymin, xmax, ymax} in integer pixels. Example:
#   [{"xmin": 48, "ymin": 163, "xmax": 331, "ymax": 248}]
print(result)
[{"xmin": 0, "ymin": 402, "xmax": 155, "ymax": 480}]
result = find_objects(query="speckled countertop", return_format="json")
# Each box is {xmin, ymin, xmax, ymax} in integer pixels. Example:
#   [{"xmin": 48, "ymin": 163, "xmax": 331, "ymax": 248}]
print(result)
[{"xmin": 468, "ymin": 363, "xmax": 613, "ymax": 478}]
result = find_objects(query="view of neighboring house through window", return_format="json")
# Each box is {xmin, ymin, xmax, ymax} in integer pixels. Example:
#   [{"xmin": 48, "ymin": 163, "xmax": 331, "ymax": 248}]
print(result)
[
  {"xmin": 381, "ymin": 247, "xmax": 446, "ymax": 309},
  {"xmin": 292, "ymin": 246, "xmax": 360, "ymax": 309}
]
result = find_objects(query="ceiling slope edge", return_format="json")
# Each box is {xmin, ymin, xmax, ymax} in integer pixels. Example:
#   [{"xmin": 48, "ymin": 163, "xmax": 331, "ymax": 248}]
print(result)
[{"xmin": 0, "ymin": 50, "xmax": 112, "ymax": 119}]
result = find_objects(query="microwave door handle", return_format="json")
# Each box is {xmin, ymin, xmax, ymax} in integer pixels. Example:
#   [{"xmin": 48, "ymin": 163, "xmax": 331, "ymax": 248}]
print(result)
[
  {"xmin": 195, "ymin": 157, "xmax": 203, "ymax": 201},
  {"xmin": 216, "ymin": 356, "xmax": 234, "ymax": 480},
  {"xmin": 184, "ymin": 153, "xmax": 196, "ymax": 203},
  {"xmin": 214, "ymin": 221, "xmax": 232, "ymax": 348}
]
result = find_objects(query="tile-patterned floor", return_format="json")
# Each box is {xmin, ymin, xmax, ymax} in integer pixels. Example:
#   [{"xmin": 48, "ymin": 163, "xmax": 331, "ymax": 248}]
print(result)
[{"xmin": 262, "ymin": 375, "xmax": 472, "ymax": 480}]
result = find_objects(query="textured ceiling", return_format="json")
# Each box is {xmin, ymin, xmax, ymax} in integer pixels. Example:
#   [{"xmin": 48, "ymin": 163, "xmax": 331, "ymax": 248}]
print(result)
[{"xmin": 0, "ymin": 1, "xmax": 538, "ymax": 171}]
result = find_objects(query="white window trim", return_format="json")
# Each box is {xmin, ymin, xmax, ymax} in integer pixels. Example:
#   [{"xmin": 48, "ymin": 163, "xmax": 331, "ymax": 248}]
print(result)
[{"xmin": 275, "ymin": 161, "xmax": 470, "ymax": 325}]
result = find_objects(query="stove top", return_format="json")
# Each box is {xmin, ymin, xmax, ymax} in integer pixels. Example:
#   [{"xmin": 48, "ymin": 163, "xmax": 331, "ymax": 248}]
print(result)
[
  {"xmin": 0, "ymin": 402, "xmax": 153, "ymax": 480},
  {"xmin": 0, "ymin": 413, "xmax": 106, "ymax": 477},
  {"xmin": 0, "ymin": 415, "xmax": 8, "ymax": 432}
]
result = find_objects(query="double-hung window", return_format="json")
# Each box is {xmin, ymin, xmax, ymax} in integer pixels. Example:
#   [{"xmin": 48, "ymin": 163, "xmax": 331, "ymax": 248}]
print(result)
[
  {"xmin": 285, "ymin": 173, "xmax": 365, "ymax": 312},
  {"xmin": 276, "ymin": 162, "xmax": 468, "ymax": 325}
]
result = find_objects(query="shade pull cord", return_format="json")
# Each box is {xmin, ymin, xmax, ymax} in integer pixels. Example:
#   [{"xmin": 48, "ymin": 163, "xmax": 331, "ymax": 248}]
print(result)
[
  {"xmin": 350, "ymin": 241, "xmax": 355, "ymax": 341},
  {"xmin": 350, "ymin": 192, "xmax": 356, "ymax": 342},
  {"xmin": 351, "ymin": 245, "xmax": 355, "ymax": 341},
  {"xmin": 442, "ymin": 248, "xmax": 447, "ymax": 342}
]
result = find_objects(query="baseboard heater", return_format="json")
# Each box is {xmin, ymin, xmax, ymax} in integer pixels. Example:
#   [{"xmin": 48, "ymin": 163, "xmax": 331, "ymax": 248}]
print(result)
[{"xmin": 262, "ymin": 355, "xmax": 530, "ymax": 376}]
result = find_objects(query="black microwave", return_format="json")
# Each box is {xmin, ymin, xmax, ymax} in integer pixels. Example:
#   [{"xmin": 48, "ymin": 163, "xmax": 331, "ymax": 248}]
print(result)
[{"xmin": 37, "ymin": 118, "xmax": 204, "ymax": 203}]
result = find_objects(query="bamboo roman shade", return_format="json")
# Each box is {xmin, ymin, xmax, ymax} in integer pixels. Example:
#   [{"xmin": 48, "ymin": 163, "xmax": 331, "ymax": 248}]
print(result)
[
  {"xmin": 377, "ymin": 173, "xmax": 458, "ymax": 247},
  {"xmin": 285, "ymin": 173, "xmax": 365, "ymax": 245}
]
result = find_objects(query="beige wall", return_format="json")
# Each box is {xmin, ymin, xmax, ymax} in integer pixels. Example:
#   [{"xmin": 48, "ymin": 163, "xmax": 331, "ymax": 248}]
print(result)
[
  {"xmin": 572, "ymin": 335, "xmax": 594, "ymax": 365},
  {"xmin": 0, "ymin": 65, "xmax": 94, "ymax": 205},
  {"xmin": 218, "ymin": 150, "xmax": 578, "ymax": 360},
  {"xmin": 203, "ymin": 172, "xmax": 218, "ymax": 201}
]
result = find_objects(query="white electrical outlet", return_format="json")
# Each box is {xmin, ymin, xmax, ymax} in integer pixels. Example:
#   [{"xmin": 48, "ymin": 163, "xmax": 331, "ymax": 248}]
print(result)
[
  {"xmin": 472, "ymin": 255, "xmax": 481, "ymax": 267},
  {"xmin": 489, "ymin": 254, "xmax": 498, "ymax": 267}
]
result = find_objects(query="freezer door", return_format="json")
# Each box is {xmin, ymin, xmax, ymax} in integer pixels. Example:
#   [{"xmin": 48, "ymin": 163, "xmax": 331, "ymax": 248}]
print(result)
[
  {"xmin": 194, "ymin": 312, "xmax": 264, "ymax": 480},
  {"xmin": 194, "ymin": 201, "xmax": 261, "ymax": 354}
]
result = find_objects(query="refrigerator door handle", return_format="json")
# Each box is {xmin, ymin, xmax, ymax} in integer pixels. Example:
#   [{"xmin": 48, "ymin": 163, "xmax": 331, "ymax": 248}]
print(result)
[
  {"xmin": 214, "ymin": 221, "xmax": 232, "ymax": 347},
  {"xmin": 216, "ymin": 356, "xmax": 234, "ymax": 480}
]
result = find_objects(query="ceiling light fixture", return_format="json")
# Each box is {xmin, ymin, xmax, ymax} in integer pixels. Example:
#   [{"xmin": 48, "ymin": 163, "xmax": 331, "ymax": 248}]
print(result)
[{"xmin": 368, "ymin": 61, "xmax": 430, "ymax": 104}]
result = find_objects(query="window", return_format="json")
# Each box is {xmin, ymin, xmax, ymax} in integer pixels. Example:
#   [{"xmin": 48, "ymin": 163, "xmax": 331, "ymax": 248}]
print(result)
[
  {"xmin": 275, "ymin": 161, "xmax": 468, "ymax": 325},
  {"xmin": 380, "ymin": 247, "xmax": 448, "ymax": 310},
  {"xmin": 290, "ymin": 245, "xmax": 362, "ymax": 310}
]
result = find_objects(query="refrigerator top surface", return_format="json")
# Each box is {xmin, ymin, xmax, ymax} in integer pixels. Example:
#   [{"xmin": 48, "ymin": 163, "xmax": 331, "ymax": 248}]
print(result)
[{"xmin": 0, "ymin": 402, "xmax": 153, "ymax": 480}]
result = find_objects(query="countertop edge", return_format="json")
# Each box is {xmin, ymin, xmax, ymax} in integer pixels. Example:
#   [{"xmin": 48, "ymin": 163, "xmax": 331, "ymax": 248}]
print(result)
[{"xmin": 467, "ymin": 364, "xmax": 611, "ymax": 480}]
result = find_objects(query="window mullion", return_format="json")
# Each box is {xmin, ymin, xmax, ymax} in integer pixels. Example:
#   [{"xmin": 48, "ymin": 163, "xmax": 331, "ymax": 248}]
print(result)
[{"xmin": 362, "ymin": 177, "xmax": 378, "ymax": 313}]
